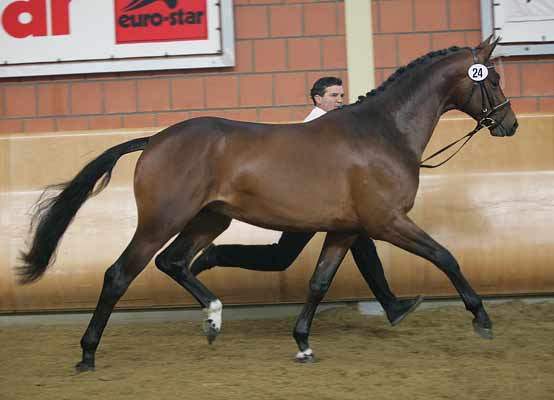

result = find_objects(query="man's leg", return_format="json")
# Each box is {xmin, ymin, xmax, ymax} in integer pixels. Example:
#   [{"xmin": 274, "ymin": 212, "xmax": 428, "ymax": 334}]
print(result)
[
  {"xmin": 190, "ymin": 232, "xmax": 315, "ymax": 275},
  {"xmin": 350, "ymin": 233, "xmax": 423, "ymax": 326}
]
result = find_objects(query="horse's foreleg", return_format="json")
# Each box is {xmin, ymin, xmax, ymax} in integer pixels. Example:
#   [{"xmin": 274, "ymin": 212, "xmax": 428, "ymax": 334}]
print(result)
[
  {"xmin": 76, "ymin": 230, "xmax": 167, "ymax": 372},
  {"xmin": 293, "ymin": 232, "xmax": 357, "ymax": 363},
  {"xmin": 155, "ymin": 209, "xmax": 231, "ymax": 344},
  {"xmin": 377, "ymin": 213, "xmax": 492, "ymax": 339}
]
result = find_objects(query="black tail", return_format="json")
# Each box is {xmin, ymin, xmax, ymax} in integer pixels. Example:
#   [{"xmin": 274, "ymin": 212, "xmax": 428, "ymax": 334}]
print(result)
[{"xmin": 18, "ymin": 137, "xmax": 150, "ymax": 284}]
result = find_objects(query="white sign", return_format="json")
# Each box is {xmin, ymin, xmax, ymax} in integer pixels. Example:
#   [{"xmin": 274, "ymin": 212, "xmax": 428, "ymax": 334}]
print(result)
[
  {"xmin": 481, "ymin": 0, "xmax": 554, "ymax": 56},
  {"xmin": 493, "ymin": 0, "xmax": 554, "ymax": 43},
  {"xmin": 468, "ymin": 63, "xmax": 489, "ymax": 82},
  {"xmin": 0, "ymin": 0, "xmax": 235, "ymax": 77}
]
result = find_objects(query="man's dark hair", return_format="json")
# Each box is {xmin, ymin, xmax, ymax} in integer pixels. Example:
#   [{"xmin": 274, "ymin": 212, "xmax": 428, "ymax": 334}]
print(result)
[{"xmin": 310, "ymin": 77, "xmax": 342, "ymax": 105}]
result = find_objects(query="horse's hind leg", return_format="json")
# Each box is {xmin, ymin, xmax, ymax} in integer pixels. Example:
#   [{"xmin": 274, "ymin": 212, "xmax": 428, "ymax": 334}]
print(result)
[
  {"xmin": 76, "ymin": 227, "xmax": 171, "ymax": 372},
  {"xmin": 155, "ymin": 209, "xmax": 231, "ymax": 343},
  {"xmin": 377, "ymin": 213, "xmax": 492, "ymax": 339},
  {"xmin": 293, "ymin": 232, "xmax": 357, "ymax": 363}
]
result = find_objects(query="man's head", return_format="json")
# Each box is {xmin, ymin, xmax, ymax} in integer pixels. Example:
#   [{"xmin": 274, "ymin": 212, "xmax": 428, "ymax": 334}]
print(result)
[{"xmin": 310, "ymin": 77, "xmax": 345, "ymax": 112}]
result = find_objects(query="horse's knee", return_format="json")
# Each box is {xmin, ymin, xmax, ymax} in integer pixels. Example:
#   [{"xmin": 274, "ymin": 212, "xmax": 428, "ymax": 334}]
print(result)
[
  {"xmin": 309, "ymin": 279, "xmax": 331, "ymax": 300},
  {"xmin": 155, "ymin": 252, "xmax": 181, "ymax": 276},
  {"xmin": 156, "ymin": 253, "xmax": 194, "ymax": 283},
  {"xmin": 103, "ymin": 265, "xmax": 129, "ymax": 297}
]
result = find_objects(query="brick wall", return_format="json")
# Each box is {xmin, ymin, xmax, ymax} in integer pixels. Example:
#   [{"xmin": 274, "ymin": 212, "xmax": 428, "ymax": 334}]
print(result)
[
  {"xmin": 0, "ymin": 0, "xmax": 552, "ymax": 134},
  {"xmin": 372, "ymin": 0, "xmax": 554, "ymax": 114}
]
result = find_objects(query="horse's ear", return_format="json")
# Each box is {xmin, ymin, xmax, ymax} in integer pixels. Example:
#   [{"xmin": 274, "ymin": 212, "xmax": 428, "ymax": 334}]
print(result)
[
  {"xmin": 476, "ymin": 34, "xmax": 494, "ymax": 49},
  {"xmin": 476, "ymin": 36, "xmax": 500, "ymax": 62}
]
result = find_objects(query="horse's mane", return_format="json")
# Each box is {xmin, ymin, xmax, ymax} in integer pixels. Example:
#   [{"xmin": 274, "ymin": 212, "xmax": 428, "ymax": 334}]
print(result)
[{"xmin": 353, "ymin": 46, "xmax": 471, "ymax": 104}]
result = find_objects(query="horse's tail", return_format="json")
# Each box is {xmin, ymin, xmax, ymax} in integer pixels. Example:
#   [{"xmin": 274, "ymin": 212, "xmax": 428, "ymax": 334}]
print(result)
[{"xmin": 18, "ymin": 137, "xmax": 150, "ymax": 284}]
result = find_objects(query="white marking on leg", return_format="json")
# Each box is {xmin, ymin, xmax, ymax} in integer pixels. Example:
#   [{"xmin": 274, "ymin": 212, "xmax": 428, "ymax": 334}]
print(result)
[
  {"xmin": 204, "ymin": 299, "xmax": 223, "ymax": 331},
  {"xmin": 295, "ymin": 348, "xmax": 313, "ymax": 360}
]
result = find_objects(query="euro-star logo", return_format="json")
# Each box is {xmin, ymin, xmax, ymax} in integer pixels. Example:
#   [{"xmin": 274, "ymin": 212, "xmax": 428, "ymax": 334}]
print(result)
[{"xmin": 115, "ymin": 0, "xmax": 207, "ymax": 44}]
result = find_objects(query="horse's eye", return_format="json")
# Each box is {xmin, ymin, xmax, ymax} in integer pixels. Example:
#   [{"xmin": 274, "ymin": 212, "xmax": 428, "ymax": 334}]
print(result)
[{"xmin": 491, "ymin": 80, "xmax": 499, "ymax": 88}]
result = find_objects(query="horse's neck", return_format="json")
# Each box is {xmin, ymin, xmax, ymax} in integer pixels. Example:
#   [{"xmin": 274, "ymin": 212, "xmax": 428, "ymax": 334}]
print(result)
[{"xmin": 383, "ymin": 63, "xmax": 459, "ymax": 159}]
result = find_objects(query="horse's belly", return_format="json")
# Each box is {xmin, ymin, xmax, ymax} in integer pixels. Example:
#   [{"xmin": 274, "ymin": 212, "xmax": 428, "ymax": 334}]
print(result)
[{"xmin": 207, "ymin": 200, "xmax": 360, "ymax": 232}]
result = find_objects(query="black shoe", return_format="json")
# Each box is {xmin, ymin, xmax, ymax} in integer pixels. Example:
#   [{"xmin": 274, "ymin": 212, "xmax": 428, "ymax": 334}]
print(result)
[
  {"xmin": 386, "ymin": 295, "xmax": 424, "ymax": 326},
  {"xmin": 190, "ymin": 244, "xmax": 217, "ymax": 276}
]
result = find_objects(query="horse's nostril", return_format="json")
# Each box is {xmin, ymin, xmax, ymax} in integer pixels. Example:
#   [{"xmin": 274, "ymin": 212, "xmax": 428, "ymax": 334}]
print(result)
[{"xmin": 514, "ymin": 121, "xmax": 519, "ymax": 129}]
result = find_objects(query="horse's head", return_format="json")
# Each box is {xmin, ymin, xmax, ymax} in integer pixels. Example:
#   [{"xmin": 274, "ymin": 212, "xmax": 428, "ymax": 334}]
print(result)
[{"xmin": 454, "ymin": 36, "xmax": 518, "ymax": 137}]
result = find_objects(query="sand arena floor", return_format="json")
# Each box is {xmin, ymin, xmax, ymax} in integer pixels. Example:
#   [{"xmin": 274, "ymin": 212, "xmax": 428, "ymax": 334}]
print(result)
[{"xmin": 1, "ymin": 300, "xmax": 553, "ymax": 400}]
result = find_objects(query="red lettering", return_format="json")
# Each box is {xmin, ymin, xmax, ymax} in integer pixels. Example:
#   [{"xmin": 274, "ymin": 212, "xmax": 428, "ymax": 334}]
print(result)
[
  {"xmin": 51, "ymin": 0, "xmax": 71, "ymax": 35},
  {"xmin": 2, "ymin": 0, "xmax": 47, "ymax": 38}
]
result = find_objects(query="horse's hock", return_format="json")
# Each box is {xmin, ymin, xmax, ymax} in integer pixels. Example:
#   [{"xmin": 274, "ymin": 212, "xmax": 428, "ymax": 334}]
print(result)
[{"xmin": 1, "ymin": 113, "xmax": 554, "ymax": 313}]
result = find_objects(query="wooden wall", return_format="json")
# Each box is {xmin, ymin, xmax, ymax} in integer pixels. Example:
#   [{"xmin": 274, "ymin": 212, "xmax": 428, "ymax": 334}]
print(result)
[{"xmin": 1, "ymin": 113, "xmax": 553, "ymax": 313}]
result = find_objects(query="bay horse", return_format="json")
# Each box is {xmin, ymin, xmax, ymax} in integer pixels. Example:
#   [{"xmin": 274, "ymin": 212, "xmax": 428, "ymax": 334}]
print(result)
[{"xmin": 19, "ymin": 37, "xmax": 518, "ymax": 371}]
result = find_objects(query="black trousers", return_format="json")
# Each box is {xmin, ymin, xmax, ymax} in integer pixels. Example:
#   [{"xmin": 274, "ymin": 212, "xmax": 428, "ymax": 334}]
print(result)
[{"xmin": 211, "ymin": 232, "xmax": 397, "ymax": 310}]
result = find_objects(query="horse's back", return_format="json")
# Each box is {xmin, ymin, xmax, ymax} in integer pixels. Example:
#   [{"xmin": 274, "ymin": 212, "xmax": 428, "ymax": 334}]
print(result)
[{"xmin": 132, "ymin": 114, "xmax": 416, "ymax": 232}]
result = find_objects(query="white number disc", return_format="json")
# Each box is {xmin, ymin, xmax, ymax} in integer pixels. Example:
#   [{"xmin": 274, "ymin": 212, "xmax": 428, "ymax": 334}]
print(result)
[{"xmin": 468, "ymin": 64, "xmax": 488, "ymax": 82}]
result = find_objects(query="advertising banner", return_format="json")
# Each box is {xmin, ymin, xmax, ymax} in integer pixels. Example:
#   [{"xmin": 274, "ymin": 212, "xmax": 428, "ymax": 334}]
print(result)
[{"xmin": 0, "ymin": 0, "xmax": 234, "ymax": 77}]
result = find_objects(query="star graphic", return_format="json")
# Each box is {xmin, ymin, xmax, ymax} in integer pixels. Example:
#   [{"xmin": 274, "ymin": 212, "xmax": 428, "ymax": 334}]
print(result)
[{"xmin": 123, "ymin": 0, "xmax": 178, "ymax": 12}]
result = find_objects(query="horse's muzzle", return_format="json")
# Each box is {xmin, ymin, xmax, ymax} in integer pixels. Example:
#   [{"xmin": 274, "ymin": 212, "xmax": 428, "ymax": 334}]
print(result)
[{"xmin": 490, "ymin": 119, "xmax": 518, "ymax": 137}]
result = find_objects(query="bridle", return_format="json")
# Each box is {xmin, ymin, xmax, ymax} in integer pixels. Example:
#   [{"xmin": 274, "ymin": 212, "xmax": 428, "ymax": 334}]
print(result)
[
  {"xmin": 462, "ymin": 50, "xmax": 511, "ymax": 129},
  {"xmin": 420, "ymin": 49, "xmax": 511, "ymax": 169}
]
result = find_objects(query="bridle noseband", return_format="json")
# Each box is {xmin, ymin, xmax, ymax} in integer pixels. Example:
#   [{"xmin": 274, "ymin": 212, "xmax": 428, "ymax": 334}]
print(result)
[{"xmin": 420, "ymin": 49, "xmax": 511, "ymax": 169}]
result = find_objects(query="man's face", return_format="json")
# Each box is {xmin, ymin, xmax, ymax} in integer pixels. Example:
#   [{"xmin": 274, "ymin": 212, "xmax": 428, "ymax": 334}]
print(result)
[{"xmin": 315, "ymin": 85, "xmax": 345, "ymax": 112}]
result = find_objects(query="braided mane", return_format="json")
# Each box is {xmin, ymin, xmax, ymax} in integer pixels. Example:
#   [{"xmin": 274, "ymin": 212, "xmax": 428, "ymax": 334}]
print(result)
[{"xmin": 355, "ymin": 46, "xmax": 470, "ymax": 104}]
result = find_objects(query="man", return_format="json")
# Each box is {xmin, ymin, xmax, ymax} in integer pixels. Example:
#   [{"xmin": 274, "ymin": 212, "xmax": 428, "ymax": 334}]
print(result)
[
  {"xmin": 304, "ymin": 76, "xmax": 345, "ymax": 120},
  {"xmin": 191, "ymin": 77, "xmax": 422, "ymax": 326}
]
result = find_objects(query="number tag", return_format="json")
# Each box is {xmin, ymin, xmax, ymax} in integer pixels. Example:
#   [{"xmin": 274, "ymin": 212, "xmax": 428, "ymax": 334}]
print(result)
[{"xmin": 468, "ymin": 64, "xmax": 488, "ymax": 82}]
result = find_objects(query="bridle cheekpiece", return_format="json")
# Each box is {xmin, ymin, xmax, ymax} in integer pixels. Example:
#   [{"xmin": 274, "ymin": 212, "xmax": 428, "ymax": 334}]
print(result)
[{"xmin": 420, "ymin": 48, "xmax": 511, "ymax": 169}]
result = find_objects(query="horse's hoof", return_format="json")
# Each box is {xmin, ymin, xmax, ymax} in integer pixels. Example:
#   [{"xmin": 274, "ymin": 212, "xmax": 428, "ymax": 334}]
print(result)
[
  {"xmin": 472, "ymin": 319, "xmax": 493, "ymax": 340},
  {"xmin": 295, "ymin": 349, "xmax": 316, "ymax": 363},
  {"xmin": 75, "ymin": 361, "xmax": 95, "ymax": 373},
  {"xmin": 203, "ymin": 318, "xmax": 220, "ymax": 345}
]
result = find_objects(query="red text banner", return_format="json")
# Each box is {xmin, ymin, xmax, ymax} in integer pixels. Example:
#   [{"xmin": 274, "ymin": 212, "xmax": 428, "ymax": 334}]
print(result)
[
  {"xmin": 0, "ymin": 0, "xmax": 233, "ymax": 77},
  {"xmin": 115, "ymin": 0, "xmax": 207, "ymax": 44}
]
